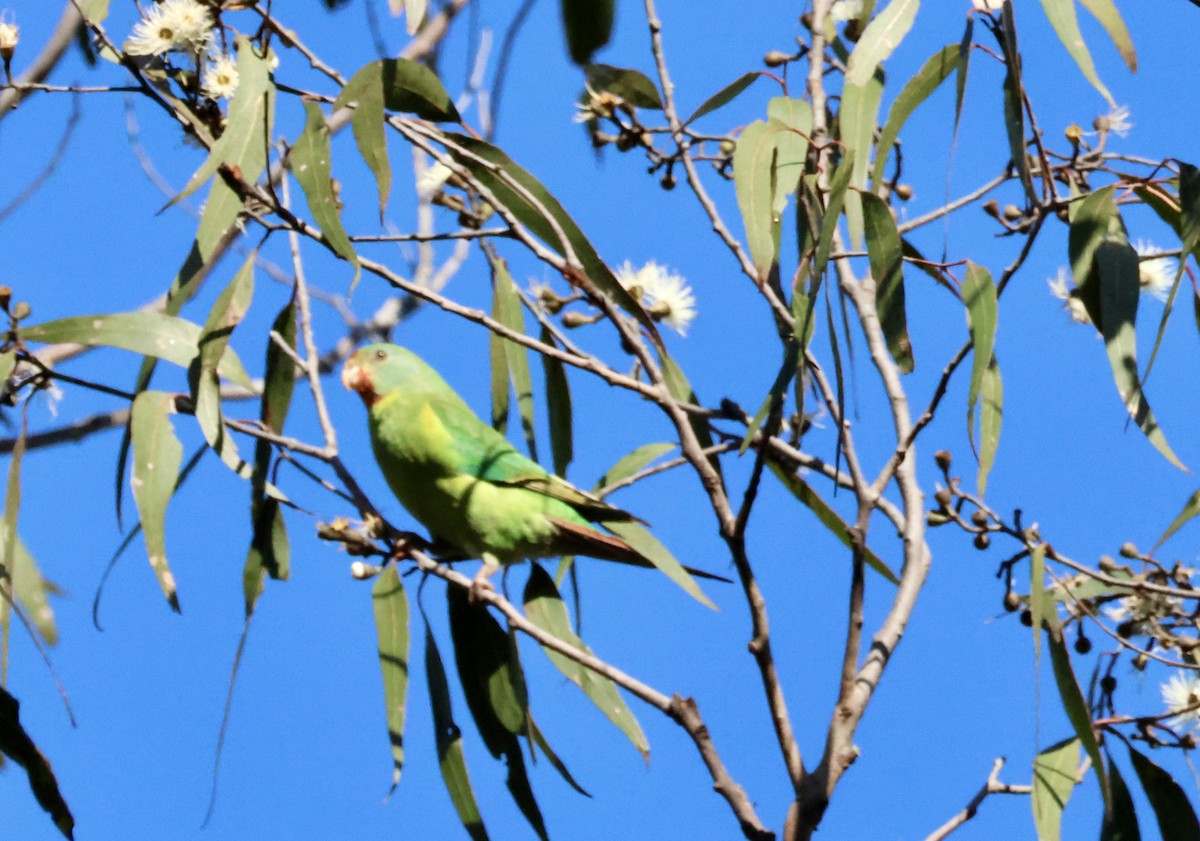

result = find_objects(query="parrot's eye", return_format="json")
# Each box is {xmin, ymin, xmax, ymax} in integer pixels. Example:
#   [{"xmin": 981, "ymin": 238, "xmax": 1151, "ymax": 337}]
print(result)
[{"xmin": 374, "ymin": 349, "xmax": 387, "ymax": 360}]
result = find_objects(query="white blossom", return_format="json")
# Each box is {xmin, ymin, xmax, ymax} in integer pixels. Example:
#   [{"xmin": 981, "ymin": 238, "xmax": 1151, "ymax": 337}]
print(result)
[
  {"xmin": 1133, "ymin": 239, "xmax": 1176, "ymax": 301},
  {"xmin": 830, "ymin": 0, "xmax": 864, "ymax": 23},
  {"xmin": 1094, "ymin": 104, "xmax": 1132, "ymax": 138},
  {"xmin": 616, "ymin": 260, "xmax": 697, "ymax": 335},
  {"xmin": 971, "ymin": 0, "xmax": 1005, "ymax": 11},
  {"xmin": 0, "ymin": 12, "xmax": 19, "ymax": 60},
  {"xmin": 125, "ymin": 0, "xmax": 213, "ymax": 57},
  {"xmin": 416, "ymin": 161, "xmax": 454, "ymax": 197},
  {"xmin": 202, "ymin": 51, "xmax": 239, "ymax": 99},
  {"xmin": 1047, "ymin": 267, "xmax": 1091, "ymax": 325},
  {"xmin": 1162, "ymin": 672, "xmax": 1200, "ymax": 730}
]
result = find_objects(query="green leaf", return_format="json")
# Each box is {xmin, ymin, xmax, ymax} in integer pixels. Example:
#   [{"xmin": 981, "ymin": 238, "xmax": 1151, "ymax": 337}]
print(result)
[
  {"xmin": 1153, "ymin": 487, "xmax": 1200, "ymax": 552},
  {"xmin": 1068, "ymin": 184, "xmax": 1119, "ymax": 327},
  {"xmin": 1078, "ymin": 0, "xmax": 1136, "ymax": 72},
  {"xmin": 487, "ymin": 254, "xmax": 538, "ymax": 462},
  {"xmin": 811, "ymin": 151, "xmax": 855, "ymax": 286},
  {"xmin": 77, "ymin": 0, "xmax": 111, "ymax": 22},
  {"xmin": 192, "ymin": 256, "xmax": 256, "ymax": 480},
  {"xmin": 766, "ymin": 463, "xmax": 899, "ymax": 584},
  {"xmin": 977, "ymin": 358, "xmax": 1002, "ymax": 496},
  {"xmin": 130, "ymin": 391, "xmax": 185, "ymax": 612},
  {"xmin": 528, "ymin": 716, "xmax": 591, "ymax": 796},
  {"xmin": 1030, "ymin": 541, "xmax": 1048, "ymax": 663},
  {"xmin": 1038, "ymin": 0, "xmax": 1115, "ymax": 105},
  {"xmin": 582, "ymin": 64, "xmax": 662, "ymax": 109},
  {"xmin": 601, "ymin": 519, "xmax": 717, "ymax": 610},
  {"xmin": 424, "ymin": 622, "xmax": 488, "ymax": 841},
  {"xmin": 166, "ymin": 39, "xmax": 275, "ymax": 209},
  {"xmin": 1047, "ymin": 630, "xmax": 1109, "ymax": 812},
  {"xmin": 767, "ymin": 98, "xmax": 813, "ymax": 217},
  {"xmin": 1100, "ymin": 754, "xmax": 1141, "ymax": 841},
  {"xmin": 733, "ymin": 119, "xmax": 784, "ymax": 280},
  {"xmin": 1127, "ymin": 743, "xmax": 1200, "ymax": 841},
  {"xmin": 739, "ymin": 340, "xmax": 800, "ymax": 455},
  {"xmin": 999, "ymin": 2, "xmax": 1036, "ymax": 205},
  {"xmin": 845, "ymin": 0, "xmax": 919, "ymax": 88},
  {"xmin": 447, "ymin": 590, "xmax": 547, "ymax": 841},
  {"xmin": 683, "ymin": 72, "xmax": 763, "ymax": 126},
  {"xmin": 444, "ymin": 134, "xmax": 654, "ymax": 334},
  {"xmin": 293, "ymin": 101, "xmax": 359, "ymax": 286},
  {"xmin": 335, "ymin": 59, "xmax": 460, "ymax": 217},
  {"xmin": 862, "ymin": 192, "xmax": 914, "ymax": 372},
  {"xmin": 540, "ymin": 326, "xmax": 574, "ymax": 477},
  {"xmin": 595, "ymin": 443, "xmax": 676, "ymax": 490},
  {"xmin": 21, "ymin": 312, "xmax": 254, "ymax": 390},
  {"xmin": 839, "ymin": 73, "xmax": 884, "ymax": 248},
  {"xmin": 373, "ymin": 565, "xmax": 409, "ymax": 792},
  {"xmin": 0, "ymin": 685, "xmax": 74, "ymax": 839},
  {"xmin": 871, "ymin": 43, "xmax": 959, "ymax": 190},
  {"xmin": 244, "ymin": 301, "xmax": 297, "ymax": 615},
  {"xmin": 1032, "ymin": 736, "xmax": 1080, "ymax": 841},
  {"xmin": 524, "ymin": 563, "xmax": 648, "ymax": 760},
  {"xmin": 562, "ymin": 0, "xmax": 614, "ymax": 65},
  {"xmin": 1096, "ymin": 240, "xmax": 1185, "ymax": 470},
  {"xmin": 954, "ymin": 16, "xmax": 973, "ymax": 135},
  {"xmin": 963, "ymin": 261, "xmax": 998, "ymax": 491},
  {"xmin": 7, "ymin": 532, "xmax": 57, "ymax": 646}
]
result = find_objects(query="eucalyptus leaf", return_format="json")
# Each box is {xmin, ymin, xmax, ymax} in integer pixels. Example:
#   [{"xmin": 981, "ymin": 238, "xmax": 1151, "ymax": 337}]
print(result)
[
  {"xmin": 1032, "ymin": 736, "xmax": 1080, "ymax": 841},
  {"xmin": 862, "ymin": 192, "xmax": 914, "ymax": 372},
  {"xmin": 130, "ymin": 391, "xmax": 185, "ymax": 612},
  {"xmin": 562, "ymin": 0, "xmax": 615, "ymax": 65},
  {"xmin": 373, "ymin": 566, "xmax": 409, "ymax": 791},
  {"xmin": 293, "ymin": 101, "xmax": 359, "ymax": 286}
]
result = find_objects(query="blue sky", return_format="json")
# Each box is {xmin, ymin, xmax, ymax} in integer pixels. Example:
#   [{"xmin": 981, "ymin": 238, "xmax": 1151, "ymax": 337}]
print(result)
[{"xmin": 2, "ymin": 1, "xmax": 1200, "ymax": 839}]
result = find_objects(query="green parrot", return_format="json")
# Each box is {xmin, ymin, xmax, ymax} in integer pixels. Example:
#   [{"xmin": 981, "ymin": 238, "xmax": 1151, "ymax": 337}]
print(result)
[{"xmin": 341, "ymin": 342, "xmax": 724, "ymax": 602}]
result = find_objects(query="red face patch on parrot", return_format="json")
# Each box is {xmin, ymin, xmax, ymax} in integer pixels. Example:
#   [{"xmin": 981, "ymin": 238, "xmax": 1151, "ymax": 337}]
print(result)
[{"xmin": 341, "ymin": 358, "xmax": 378, "ymax": 405}]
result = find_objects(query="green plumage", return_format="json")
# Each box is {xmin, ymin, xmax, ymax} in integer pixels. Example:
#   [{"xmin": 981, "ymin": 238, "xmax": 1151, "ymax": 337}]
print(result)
[
  {"xmin": 345, "ymin": 343, "xmax": 638, "ymax": 565},
  {"xmin": 342, "ymin": 342, "xmax": 726, "ymax": 602}
]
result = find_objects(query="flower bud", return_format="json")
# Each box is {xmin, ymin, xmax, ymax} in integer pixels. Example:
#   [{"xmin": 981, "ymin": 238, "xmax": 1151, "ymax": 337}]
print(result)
[
  {"xmin": 763, "ymin": 50, "xmax": 790, "ymax": 68},
  {"xmin": 934, "ymin": 450, "xmax": 952, "ymax": 471},
  {"xmin": 893, "ymin": 183, "xmax": 913, "ymax": 201},
  {"xmin": 1002, "ymin": 204, "xmax": 1023, "ymax": 221},
  {"xmin": 1003, "ymin": 590, "xmax": 1021, "ymax": 612},
  {"xmin": 10, "ymin": 301, "xmax": 30, "ymax": 320},
  {"xmin": 973, "ymin": 533, "xmax": 990, "ymax": 551},
  {"xmin": 0, "ymin": 17, "xmax": 18, "ymax": 63},
  {"xmin": 1118, "ymin": 541, "xmax": 1139, "ymax": 559}
]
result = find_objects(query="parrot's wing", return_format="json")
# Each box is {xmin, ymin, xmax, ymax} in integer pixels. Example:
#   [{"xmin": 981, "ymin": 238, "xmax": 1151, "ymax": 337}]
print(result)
[{"xmin": 427, "ymin": 397, "xmax": 640, "ymax": 523}]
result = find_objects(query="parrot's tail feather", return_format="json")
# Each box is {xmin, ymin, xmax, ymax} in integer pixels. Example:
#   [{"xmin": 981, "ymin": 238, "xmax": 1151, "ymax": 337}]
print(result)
[{"xmin": 547, "ymin": 517, "xmax": 732, "ymax": 583}]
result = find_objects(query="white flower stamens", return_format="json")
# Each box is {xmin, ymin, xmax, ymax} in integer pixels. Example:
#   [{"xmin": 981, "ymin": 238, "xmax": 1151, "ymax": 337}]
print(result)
[{"xmin": 615, "ymin": 260, "xmax": 697, "ymax": 336}]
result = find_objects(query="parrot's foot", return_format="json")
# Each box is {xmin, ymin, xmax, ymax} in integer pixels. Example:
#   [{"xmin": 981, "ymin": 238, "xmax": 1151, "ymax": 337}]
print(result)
[{"xmin": 469, "ymin": 556, "xmax": 501, "ymax": 603}]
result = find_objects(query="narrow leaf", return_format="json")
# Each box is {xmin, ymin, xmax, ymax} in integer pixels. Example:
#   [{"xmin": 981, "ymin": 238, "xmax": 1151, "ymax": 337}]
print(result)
[
  {"xmin": 1047, "ymin": 630, "xmax": 1110, "ymax": 811},
  {"xmin": 424, "ymin": 623, "xmax": 488, "ymax": 841},
  {"xmin": 1038, "ymin": 0, "xmax": 1115, "ymax": 105},
  {"xmin": 488, "ymin": 254, "xmax": 538, "ymax": 462},
  {"xmin": 733, "ymin": 119, "xmax": 784, "ymax": 281},
  {"xmin": 166, "ymin": 39, "xmax": 275, "ymax": 208},
  {"xmin": 767, "ymin": 463, "xmax": 899, "ymax": 584},
  {"xmin": 862, "ymin": 192, "xmax": 914, "ymax": 372},
  {"xmin": 840, "ymin": 74, "xmax": 885, "ymax": 248},
  {"xmin": 1100, "ymin": 754, "xmax": 1141, "ymax": 841},
  {"xmin": 1030, "ymin": 542, "xmax": 1048, "ymax": 662},
  {"xmin": 373, "ymin": 566, "xmax": 409, "ymax": 791},
  {"xmin": 0, "ymin": 686, "xmax": 74, "ymax": 839},
  {"xmin": 999, "ymin": 2, "xmax": 1036, "ymax": 205},
  {"xmin": 21, "ymin": 312, "xmax": 253, "ymax": 390},
  {"xmin": 845, "ymin": 0, "xmax": 920, "ymax": 88},
  {"xmin": 602, "ymin": 520, "xmax": 717, "ymax": 610},
  {"xmin": 977, "ymin": 358, "xmax": 1002, "ymax": 496},
  {"xmin": 872, "ymin": 43, "xmax": 958, "ymax": 190},
  {"xmin": 766, "ymin": 97, "xmax": 812, "ymax": 215},
  {"xmin": 683, "ymin": 72, "xmax": 763, "ymax": 126},
  {"xmin": 1078, "ymin": 0, "xmax": 1136, "ymax": 72},
  {"xmin": 582, "ymin": 64, "xmax": 662, "ymax": 109},
  {"xmin": 561, "ymin": 0, "xmax": 614, "ymax": 65},
  {"xmin": 657, "ymin": 353, "xmax": 723, "ymax": 480},
  {"xmin": 293, "ymin": 101, "xmax": 359, "ymax": 285},
  {"xmin": 1153, "ymin": 488, "xmax": 1200, "ymax": 552},
  {"xmin": 130, "ymin": 391, "xmax": 185, "ymax": 612},
  {"xmin": 524, "ymin": 564, "xmax": 648, "ymax": 759},
  {"xmin": 1032, "ymin": 736, "xmax": 1080, "ymax": 841},
  {"xmin": 1128, "ymin": 744, "xmax": 1200, "ymax": 840},
  {"xmin": 595, "ymin": 443, "xmax": 676, "ymax": 490},
  {"xmin": 445, "ymin": 134, "xmax": 654, "ymax": 334},
  {"xmin": 1096, "ymin": 241, "xmax": 1185, "ymax": 470},
  {"xmin": 528, "ymin": 716, "xmax": 590, "ymax": 796},
  {"xmin": 540, "ymin": 326, "xmax": 573, "ymax": 476}
]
